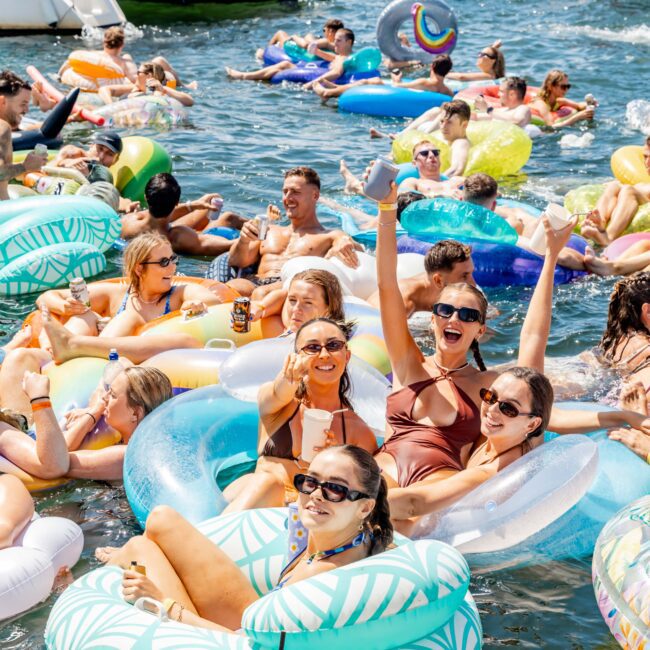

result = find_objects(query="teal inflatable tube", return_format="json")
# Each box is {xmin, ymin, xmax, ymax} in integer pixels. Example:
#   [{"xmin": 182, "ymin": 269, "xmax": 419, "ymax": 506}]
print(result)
[{"xmin": 45, "ymin": 508, "xmax": 482, "ymax": 650}]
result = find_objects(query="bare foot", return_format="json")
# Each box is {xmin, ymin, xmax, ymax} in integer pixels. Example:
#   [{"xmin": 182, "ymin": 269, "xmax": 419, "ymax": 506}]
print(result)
[
  {"xmin": 608, "ymin": 427, "xmax": 650, "ymax": 460},
  {"xmin": 185, "ymin": 80, "xmax": 199, "ymax": 90},
  {"xmin": 584, "ymin": 247, "xmax": 615, "ymax": 276},
  {"xmin": 42, "ymin": 319, "xmax": 77, "ymax": 364},
  {"xmin": 53, "ymin": 566, "xmax": 74, "ymax": 591},
  {"xmin": 95, "ymin": 546, "xmax": 119, "ymax": 564},
  {"xmin": 619, "ymin": 381, "xmax": 648, "ymax": 415},
  {"xmin": 255, "ymin": 48, "xmax": 264, "ymax": 61},
  {"xmin": 225, "ymin": 67, "xmax": 244, "ymax": 80},
  {"xmin": 369, "ymin": 127, "xmax": 387, "ymax": 139},
  {"xmin": 339, "ymin": 160, "xmax": 363, "ymax": 195},
  {"xmin": 312, "ymin": 81, "xmax": 334, "ymax": 102},
  {"xmin": 4, "ymin": 325, "xmax": 32, "ymax": 352},
  {"xmin": 580, "ymin": 219, "xmax": 610, "ymax": 247}
]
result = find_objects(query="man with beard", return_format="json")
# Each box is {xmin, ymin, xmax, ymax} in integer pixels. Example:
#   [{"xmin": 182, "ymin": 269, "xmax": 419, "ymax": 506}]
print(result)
[{"xmin": 0, "ymin": 71, "xmax": 47, "ymax": 200}]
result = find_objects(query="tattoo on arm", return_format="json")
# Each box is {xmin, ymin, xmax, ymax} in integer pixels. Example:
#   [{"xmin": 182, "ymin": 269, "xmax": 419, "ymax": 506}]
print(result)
[{"xmin": 0, "ymin": 162, "xmax": 26, "ymax": 182}]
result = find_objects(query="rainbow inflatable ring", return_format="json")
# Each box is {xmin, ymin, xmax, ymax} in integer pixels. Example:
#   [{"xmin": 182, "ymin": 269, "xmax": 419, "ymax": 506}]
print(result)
[{"xmin": 411, "ymin": 1, "xmax": 457, "ymax": 54}]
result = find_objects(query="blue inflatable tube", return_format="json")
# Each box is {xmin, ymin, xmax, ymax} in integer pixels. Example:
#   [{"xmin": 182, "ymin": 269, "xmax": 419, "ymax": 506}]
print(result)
[
  {"xmin": 397, "ymin": 235, "xmax": 586, "ymax": 286},
  {"xmin": 270, "ymin": 65, "xmax": 380, "ymax": 85},
  {"xmin": 339, "ymin": 84, "xmax": 451, "ymax": 118}
]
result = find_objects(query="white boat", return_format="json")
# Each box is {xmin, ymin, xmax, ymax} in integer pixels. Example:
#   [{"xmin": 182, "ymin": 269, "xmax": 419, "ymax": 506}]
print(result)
[{"xmin": 0, "ymin": 0, "xmax": 126, "ymax": 34}]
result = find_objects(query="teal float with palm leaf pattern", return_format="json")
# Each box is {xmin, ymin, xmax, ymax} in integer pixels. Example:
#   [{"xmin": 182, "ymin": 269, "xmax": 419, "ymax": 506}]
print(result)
[
  {"xmin": 45, "ymin": 508, "xmax": 482, "ymax": 649},
  {"xmin": 0, "ymin": 195, "xmax": 120, "ymax": 296}
]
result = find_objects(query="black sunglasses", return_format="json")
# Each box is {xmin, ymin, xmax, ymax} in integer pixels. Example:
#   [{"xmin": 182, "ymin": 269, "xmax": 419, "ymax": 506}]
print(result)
[
  {"xmin": 432, "ymin": 302, "xmax": 483, "ymax": 323},
  {"xmin": 294, "ymin": 473, "xmax": 370, "ymax": 502},
  {"xmin": 299, "ymin": 340, "xmax": 347, "ymax": 356},
  {"xmin": 559, "ymin": 83, "xmax": 572, "ymax": 90},
  {"xmin": 140, "ymin": 254, "xmax": 179, "ymax": 268},
  {"xmin": 480, "ymin": 388, "xmax": 537, "ymax": 419},
  {"xmin": 478, "ymin": 51, "xmax": 496, "ymax": 60},
  {"xmin": 416, "ymin": 148, "xmax": 440, "ymax": 159}
]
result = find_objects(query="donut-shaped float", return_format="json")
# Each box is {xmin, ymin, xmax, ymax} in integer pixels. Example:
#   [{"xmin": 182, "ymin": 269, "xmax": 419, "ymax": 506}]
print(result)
[
  {"xmin": 376, "ymin": 0, "xmax": 457, "ymax": 64},
  {"xmin": 604, "ymin": 232, "xmax": 650, "ymax": 260},
  {"xmin": 94, "ymin": 95, "xmax": 188, "ymax": 129},
  {"xmin": 339, "ymin": 85, "xmax": 452, "ymax": 118},
  {"xmin": 60, "ymin": 51, "xmax": 129, "ymax": 92},
  {"xmin": 392, "ymin": 121, "xmax": 532, "ymax": 178},
  {"xmin": 45, "ymin": 508, "xmax": 481, "ymax": 650},
  {"xmin": 564, "ymin": 183, "xmax": 650, "ymax": 234},
  {"xmin": 592, "ymin": 495, "xmax": 649, "ymax": 649},
  {"xmin": 611, "ymin": 145, "xmax": 650, "ymax": 185},
  {"xmin": 0, "ymin": 514, "xmax": 83, "ymax": 620}
]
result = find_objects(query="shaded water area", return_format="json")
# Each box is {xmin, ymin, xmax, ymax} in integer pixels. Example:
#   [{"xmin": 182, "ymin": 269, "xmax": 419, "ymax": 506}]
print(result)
[{"xmin": 1, "ymin": 0, "xmax": 649, "ymax": 646}]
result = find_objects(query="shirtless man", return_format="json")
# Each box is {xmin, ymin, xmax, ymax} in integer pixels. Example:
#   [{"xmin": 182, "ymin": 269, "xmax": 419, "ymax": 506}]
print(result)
[
  {"xmin": 226, "ymin": 28, "xmax": 355, "ymax": 88},
  {"xmin": 227, "ymin": 166, "xmax": 360, "ymax": 298},
  {"xmin": 473, "ymin": 76, "xmax": 531, "ymax": 127},
  {"xmin": 0, "ymin": 71, "xmax": 47, "ymax": 200},
  {"xmin": 581, "ymin": 136, "xmax": 650, "ymax": 246},
  {"xmin": 368, "ymin": 239, "xmax": 475, "ymax": 316},
  {"xmin": 120, "ymin": 172, "xmax": 244, "ymax": 256},
  {"xmin": 53, "ymin": 130, "xmax": 122, "ymax": 179},
  {"xmin": 264, "ymin": 18, "xmax": 344, "ymax": 54}
]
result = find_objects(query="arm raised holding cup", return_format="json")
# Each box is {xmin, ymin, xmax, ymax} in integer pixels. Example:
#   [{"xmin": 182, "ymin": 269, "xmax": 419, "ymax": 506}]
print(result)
[{"xmin": 222, "ymin": 317, "xmax": 377, "ymax": 514}]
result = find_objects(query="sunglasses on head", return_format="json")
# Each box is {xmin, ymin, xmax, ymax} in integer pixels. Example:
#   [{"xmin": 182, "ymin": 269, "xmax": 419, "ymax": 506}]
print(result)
[
  {"xmin": 479, "ymin": 388, "xmax": 537, "ymax": 418},
  {"xmin": 432, "ymin": 302, "xmax": 483, "ymax": 323},
  {"xmin": 294, "ymin": 473, "xmax": 370, "ymax": 502},
  {"xmin": 478, "ymin": 51, "xmax": 496, "ymax": 60},
  {"xmin": 140, "ymin": 254, "xmax": 179, "ymax": 268},
  {"xmin": 416, "ymin": 148, "xmax": 440, "ymax": 159},
  {"xmin": 559, "ymin": 83, "xmax": 572, "ymax": 90},
  {"xmin": 299, "ymin": 339, "xmax": 347, "ymax": 355}
]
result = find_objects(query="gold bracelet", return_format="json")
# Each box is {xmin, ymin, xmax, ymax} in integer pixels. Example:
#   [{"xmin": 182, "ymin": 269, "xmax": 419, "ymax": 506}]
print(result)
[
  {"xmin": 378, "ymin": 202, "xmax": 398, "ymax": 211},
  {"xmin": 378, "ymin": 220, "xmax": 397, "ymax": 226}
]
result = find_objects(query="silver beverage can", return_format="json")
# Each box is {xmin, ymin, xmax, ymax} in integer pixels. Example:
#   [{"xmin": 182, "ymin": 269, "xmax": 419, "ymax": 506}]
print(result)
[
  {"xmin": 69, "ymin": 277, "xmax": 90, "ymax": 307},
  {"xmin": 208, "ymin": 196, "xmax": 224, "ymax": 221},
  {"xmin": 257, "ymin": 214, "xmax": 269, "ymax": 240}
]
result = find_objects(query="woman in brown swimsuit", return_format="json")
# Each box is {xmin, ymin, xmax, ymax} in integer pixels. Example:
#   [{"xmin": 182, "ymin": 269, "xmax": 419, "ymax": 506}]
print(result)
[
  {"xmin": 373, "ymin": 178, "xmax": 578, "ymax": 514},
  {"xmin": 223, "ymin": 318, "xmax": 377, "ymax": 513}
]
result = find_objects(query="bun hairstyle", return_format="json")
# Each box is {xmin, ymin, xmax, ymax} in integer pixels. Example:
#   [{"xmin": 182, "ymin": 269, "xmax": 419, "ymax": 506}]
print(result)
[
  {"xmin": 337, "ymin": 445, "xmax": 393, "ymax": 555},
  {"xmin": 294, "ymin": 317, "xmax": 355, "ymax": 409},
  {"xmin": 438, "ymin": 283, "xmax": 488, "ymax": 371}
]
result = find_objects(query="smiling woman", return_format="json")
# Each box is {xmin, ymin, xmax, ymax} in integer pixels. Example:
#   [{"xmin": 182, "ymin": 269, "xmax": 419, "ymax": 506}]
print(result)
[{"xmin": 222, "ymin": 317, "xmax": 378, "ymax": 513}]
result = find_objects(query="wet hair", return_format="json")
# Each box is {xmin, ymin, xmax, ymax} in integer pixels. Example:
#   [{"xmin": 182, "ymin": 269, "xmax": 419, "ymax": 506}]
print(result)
[
  {"xmin": 482, "ymin": 42, "xmax": 505, "ymax": 78},
  {"xmin": 431, "ymin": 54, "xmax": 452, "ymax": 77},
  {"xmin": 337, "ymin": 28, "xmax": 355, "ymax": 45},
  {"xmin": 335, "ymin": 445, "xmax": 393, "ymax": 555},
  {"xmin": 0, "ymin": 70, "xmax": 30, "ymax": 97},
  {"xmin": 145, "ymin": 173, "xmax": 182, "ymax": 218},
  {"xmin": 324, "ymin": 18, "xmax": 344, "ymax": 31},
  {"xmin": 424, "ymin": 240, "xmax": 472, "ymax": 275},
  {"xmin": 294, "ymin": 317, "xmax": 354, "ymax": 409},
  {"xmin": 438, "ymin": 283, "xmax": 488, "ymax": 371},
  {"xmin": 139, "ymin": 61, "xmax": 166, "ymax": 83},
  {"xmin": 396, "ymin": 191, "xmax": 426, "ymax": 219},
  {"xmin": 600, "ymin": 273, "xmax": 650, "ymax": 360},
  {"xmin": 103, "ymin": 26, "xmax": 125, "ymax": 50},
  {"xmin": 538, "ymin": 69, "xmax": 568, "ymax": 105},
  {"xmin": 284, "ymin": 166, "xmax": 321, "ymax": 190},
  {"xmin": 123, "ymin": 366, "xmax": 173, "ymax": 421},
  {"xmin": 122, "ymin": 231, "xmax": 171, "ymax": 297},
  {"xmin": 441, "ymin": 99, "xmax": 471, "ymax": 123},
  {"xmin": 502, "ymin": 76, "xmax": 527, "ymax": 100},
  {"xmin": 290, "ymin": 270, "xmax": 345, "ymax": 321},
  {"xmin": 464, "ymin": 173, "xmax": 498, "ymax": 207},
  {"xmin": 501, "ymin": 367, "xmax": 554, "ymax": 447}
]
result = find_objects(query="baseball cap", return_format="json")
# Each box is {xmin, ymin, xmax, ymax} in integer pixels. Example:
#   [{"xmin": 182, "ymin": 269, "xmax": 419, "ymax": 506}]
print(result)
[{"xmin": 92, "ymin": 130, "xmax": 123, "ymax": 154}]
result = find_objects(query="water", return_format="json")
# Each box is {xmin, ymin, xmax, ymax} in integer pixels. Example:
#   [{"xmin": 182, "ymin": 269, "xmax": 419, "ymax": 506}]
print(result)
[{"xmin": 1, "ymin": 0, "xmax": 648, "ymax": 646}]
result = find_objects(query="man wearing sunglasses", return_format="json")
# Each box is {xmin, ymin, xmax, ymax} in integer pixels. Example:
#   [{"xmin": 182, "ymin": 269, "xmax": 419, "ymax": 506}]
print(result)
[
  {"xmin": 0, "ymin": 70, "xmax": 47, "ymax": 200},
  {"xmin": 228, "ymin": 166, "xmax": 361, "ymax": 299},
  {"xmin": 121, "ymin": 172, "xmax": 244, "ymax": 257}
]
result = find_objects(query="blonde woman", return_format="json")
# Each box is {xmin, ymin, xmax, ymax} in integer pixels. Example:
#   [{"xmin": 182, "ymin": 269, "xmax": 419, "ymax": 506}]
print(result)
[{"xmin": 0, "ymin": 367, "xmax": 172, "ymax": 482}]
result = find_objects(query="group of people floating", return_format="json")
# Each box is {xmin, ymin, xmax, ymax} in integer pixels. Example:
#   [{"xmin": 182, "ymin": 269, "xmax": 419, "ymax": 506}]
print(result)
[{"xmin": 0, "ymin": 15, "xmax": 649, "ymax": 636}]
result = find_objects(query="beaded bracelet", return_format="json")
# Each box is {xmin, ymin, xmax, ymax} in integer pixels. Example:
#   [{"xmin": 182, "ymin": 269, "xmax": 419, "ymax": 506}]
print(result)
[{"xmin": 31, "ymin": 400, "xmax": 52, "ymax": 412}]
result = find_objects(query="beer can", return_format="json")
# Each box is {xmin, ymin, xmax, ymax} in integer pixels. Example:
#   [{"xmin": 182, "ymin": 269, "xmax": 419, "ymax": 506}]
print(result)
[
  {"xmin": 256, "ymin": 214, "xmax": 269, "ymax": 241},
  {"xmin": 69, "ymin": 277, "xmax": 90, "ymax": 307},
  {"xmin": 208, "ymin": 197, "xmax": 224, "ymax": 221},
  {"xmin": 231, "ymin": 297, "xmax": 251, "ymax": 333}
]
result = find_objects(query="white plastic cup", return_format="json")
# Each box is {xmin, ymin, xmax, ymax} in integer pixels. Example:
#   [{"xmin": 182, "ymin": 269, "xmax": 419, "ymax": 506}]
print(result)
[
  {"xmin": 301, "ymin": 408, "xmax": 333, "ymax": 462},
  {"xmin": 528, "ymin": 203, "xmax": 571, "ymax": 256}
]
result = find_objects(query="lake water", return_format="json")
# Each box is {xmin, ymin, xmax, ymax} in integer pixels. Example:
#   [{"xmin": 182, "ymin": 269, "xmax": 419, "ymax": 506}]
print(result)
[{"xmin": 1, "ymin": 0, "xmax": 649, "ymax": 646}]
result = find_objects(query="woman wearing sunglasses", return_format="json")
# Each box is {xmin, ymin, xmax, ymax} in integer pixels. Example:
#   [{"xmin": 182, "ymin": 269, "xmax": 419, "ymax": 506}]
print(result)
[
  {"xmin": 529, "ymin": 69, "xmax": 595, "ymax": 128},
  {"xmin": 446, "ymin": 40, "xmax": 505, "ymax": 82},
  {"xmin": 373, "ymin": 179, "xmax": 580, "ymax": 521},
  {"xmin": 223, "ymin": 318, "xmax": 377, "ymax": 513},
  {"xmin": 95, "ymin": 445, "xmax": 392, "ymax": 631}
]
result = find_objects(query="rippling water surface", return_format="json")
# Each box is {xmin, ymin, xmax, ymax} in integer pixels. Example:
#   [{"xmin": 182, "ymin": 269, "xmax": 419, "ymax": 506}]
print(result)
[{"xmin": 1, "ymin": 0, "xmax": 649, "ymax": 646}]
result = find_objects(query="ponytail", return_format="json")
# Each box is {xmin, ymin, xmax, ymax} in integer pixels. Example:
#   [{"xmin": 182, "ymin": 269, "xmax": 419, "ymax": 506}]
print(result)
[
  {"xmin": 366, "ymin": 476, "xmax": 393, "ymax": 555},
  {"xmin": 471, "ymin": 339, "xmax": 487, "ymax": 371}
]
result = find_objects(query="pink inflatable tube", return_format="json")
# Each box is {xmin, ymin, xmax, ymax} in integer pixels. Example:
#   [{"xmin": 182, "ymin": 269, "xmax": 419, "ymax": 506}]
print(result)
[{"xmin": 604, "ymin": 232, "xmax": 650, "ymax": 260}]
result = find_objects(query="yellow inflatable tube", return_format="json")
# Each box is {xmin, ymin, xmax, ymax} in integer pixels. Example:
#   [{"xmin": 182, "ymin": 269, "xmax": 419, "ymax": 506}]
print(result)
[
  {"xmin": 392, "ymin": 121, "xmax": 532, "ymax": 178},
  {"xmin": 611, "ymin": 146, "xmax": 650, "ymax": 185},
  {"xmin": 564, "ymin": 183, "xmax": 650, "ymax": 233}
]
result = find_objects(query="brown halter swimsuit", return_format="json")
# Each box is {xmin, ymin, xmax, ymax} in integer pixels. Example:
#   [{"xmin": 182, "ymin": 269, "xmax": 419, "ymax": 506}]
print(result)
[{"xmin": 379, "ymin": 375, "xmax": 481, "ymax": 487}]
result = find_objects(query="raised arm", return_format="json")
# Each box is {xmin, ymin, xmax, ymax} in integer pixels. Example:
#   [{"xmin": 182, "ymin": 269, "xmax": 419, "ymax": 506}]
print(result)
[
  {"xmin": 375, "ymin": 181, "xmax": 425, "ymax": 384},
  {"xmin": 36, "ymin": 282, "xmax": 112, "ymax": 318},
  {"xmin": 548, "ymin": 407, "xmax": 650, "ymax": 435},
  {"xmin": 516, "ymin": 215, "xmax": 577, "ymax": 371}
]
